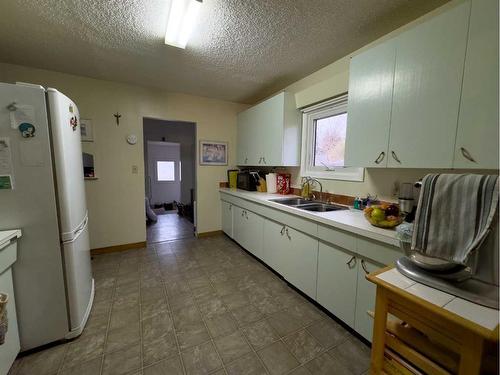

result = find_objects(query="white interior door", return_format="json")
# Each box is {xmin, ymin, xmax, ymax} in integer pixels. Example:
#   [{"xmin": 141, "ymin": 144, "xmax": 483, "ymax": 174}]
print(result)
[{"xmin": 147, "ymin": 141, "xmax": 181, "ymax": 205}]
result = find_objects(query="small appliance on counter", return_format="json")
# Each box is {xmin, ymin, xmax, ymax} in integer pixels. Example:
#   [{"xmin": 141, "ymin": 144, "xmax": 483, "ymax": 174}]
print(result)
[
  {"xmin": 396, "ymin": 174, "xmax": 499, "ymax": 309},
  {"xmin": 227, "ymin": 169, "xmax": 238, "ymax": 189},
  {"xmin": 266, "ymin": 173, "xmax": 277, "ymax": 193},
  {"xmin": 237, "ymin": 170, "xmax": 260, "ymax": 191},
  {"xmin": 398, "ymin": 182, "xmax": 415, "ymax": 214},
  {"xmin": 276, "ymin": 172, "xmax": 291, "ymax": 194}
]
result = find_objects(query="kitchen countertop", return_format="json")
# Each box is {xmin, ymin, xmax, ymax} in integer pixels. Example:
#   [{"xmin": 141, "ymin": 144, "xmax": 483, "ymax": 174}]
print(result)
[
  {"xmin": 0, "ymin": 230, "xmax": 22, "ymax": 250},
  {"xmin": 219, "ymin": 188, "xmax": 400, "ymax": 247},
  {"xmin": 376, "ymin": 267, "xmax": 499, "ymax": 331}
]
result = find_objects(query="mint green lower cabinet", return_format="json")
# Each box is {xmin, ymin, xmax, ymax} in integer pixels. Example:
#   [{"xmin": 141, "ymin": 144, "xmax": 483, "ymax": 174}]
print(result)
[
  {"xmin": 317, "ymin": 242, "xmax": 358, "ymax": 327},
  {"xmin": 262, "ymin": 219, "xmax": 287, "ymax": 276},
  {"xmin": 233, "ymin": 206, "xmax": 245, "ymax": 246},
  {"xmin": 221, "ymin": 201, "xmax": 233, "ymax": 238},
  {"xmin": 244, "ymin": 210, "xmax": 264, "ymax": 259},
  {"xmin": 354, "ymin": 258, "xmax": 382, "ymax": 342},
  {"xmin": 282, "ymin": 227, "xmax": 318, "ymax": 299},
  {"xmin": 233, "ymin": 206, "xmax": 264, "ymax": 260}
]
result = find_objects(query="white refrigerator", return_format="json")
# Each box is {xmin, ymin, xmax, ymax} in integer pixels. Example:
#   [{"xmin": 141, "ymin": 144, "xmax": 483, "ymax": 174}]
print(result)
[{"xmin": 0, "ymin": 82, "xmax": 94, "ymax": 350}]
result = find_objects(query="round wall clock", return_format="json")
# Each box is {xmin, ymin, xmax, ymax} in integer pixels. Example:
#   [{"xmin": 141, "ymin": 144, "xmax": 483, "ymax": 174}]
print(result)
[{"xmin": 126, "ymin": 134, "xmax": 137, "ymax": 145}]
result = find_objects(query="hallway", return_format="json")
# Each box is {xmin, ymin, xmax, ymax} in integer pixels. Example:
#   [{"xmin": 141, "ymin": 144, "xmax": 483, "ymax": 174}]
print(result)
[{"xmin": 147, "ymin": 211, "xmax": 194, "ymax": 243}]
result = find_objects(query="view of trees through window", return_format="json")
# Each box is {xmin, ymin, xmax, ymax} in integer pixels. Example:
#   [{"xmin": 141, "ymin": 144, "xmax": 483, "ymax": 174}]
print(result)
[{"xmin": 313, "ymin": 112, "xmax": 347, "ymax": 167}]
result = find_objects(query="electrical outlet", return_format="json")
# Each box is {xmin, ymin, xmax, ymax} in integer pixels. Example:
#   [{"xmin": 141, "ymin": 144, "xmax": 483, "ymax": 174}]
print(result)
[{"xmin": 132, "ymin": 165, "xmax": 138, "ymax": 174}]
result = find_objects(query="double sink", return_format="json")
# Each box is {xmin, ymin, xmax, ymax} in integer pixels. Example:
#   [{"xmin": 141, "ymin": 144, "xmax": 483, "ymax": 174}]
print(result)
[{"xmin": 270, "ymin": 198, "xmax": 350, "ymax": 212}]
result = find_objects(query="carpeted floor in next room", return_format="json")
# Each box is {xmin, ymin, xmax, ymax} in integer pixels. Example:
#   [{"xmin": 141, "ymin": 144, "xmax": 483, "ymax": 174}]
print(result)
[{"xmin": 8, "ymin": 234, "xmax": 371, "ymax": 375}]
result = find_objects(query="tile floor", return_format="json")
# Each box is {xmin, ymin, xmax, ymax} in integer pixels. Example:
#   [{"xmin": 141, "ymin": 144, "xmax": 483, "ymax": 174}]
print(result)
[
  {"xmin": 147, "ymin": 212, "xmax": 194, "ymax": 243},
  {"xmin": 9, "ymin": 234, "xmax": 371, "ymax": 375}
]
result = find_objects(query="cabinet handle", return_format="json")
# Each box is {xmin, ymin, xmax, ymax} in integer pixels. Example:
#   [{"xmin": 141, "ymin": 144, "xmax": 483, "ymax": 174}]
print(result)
[
  {"xmin": 346, "ymin": 256, "xmax": 356, "ymax": 268},
  {"xmin": 285, "ymin": 227, "xmax": 291, "ymax": 240},
  {"xmin": 258, "ymin": 157, "xmax": 262, "ymax": 164},
  {"xmin": 361, "ymin": 259, "xmax": 370, "ymax": 275},
  {"xmin": 262, "ymin": 157, "xmax": 267, "ymax": 164},
  {"xmin": 229, "ymin": 204, "xmax": 232, "ymax": 211},
  {"xmin": 245, "ymin": 157, "xmax": 248, "ymax": 164},
  {"xmin": 391, "ymin": 151, "xmax": 401, "ymax": 164},
  {"xmin": 374, "ymin": 151, "xmax": 385, "ymax": 164},
  {"xmin": 241, "ymin": 210, "xmax": 245, "ymax": 217},
  {"xmin": 460, "ymin": 147, "xmax": 477, "ymax": 163},
  {"xmin": 280, "ymin": 226, "xmax": 286, "ymax": 236},
  {"xmin": 245, "ymin": 211, "xmax": 248, "ymax": 219}
]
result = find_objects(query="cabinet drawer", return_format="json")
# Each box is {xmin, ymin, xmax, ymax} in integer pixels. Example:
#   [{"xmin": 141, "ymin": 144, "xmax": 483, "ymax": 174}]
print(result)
[
  {"xmin": 356, "ymin": 237, "xmax": 402, "ymax": 266},
  {"xmin": 257, "ymin": 206, "xmax": 318, "ymax": 236},
  {"xmin": 317, "ymin": 224, "xmax": 356, "ymax": 252}
]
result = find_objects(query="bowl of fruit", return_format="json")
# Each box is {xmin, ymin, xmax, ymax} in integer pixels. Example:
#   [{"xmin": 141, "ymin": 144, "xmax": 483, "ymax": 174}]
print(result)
[{"xmin": 364, "ymin": 204, "xmax": 402, "ymax": 228}]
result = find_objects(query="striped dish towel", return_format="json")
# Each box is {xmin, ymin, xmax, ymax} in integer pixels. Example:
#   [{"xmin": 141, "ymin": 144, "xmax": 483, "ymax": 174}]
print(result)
[{"xmin": 411, "ymin": 174, "xmax": 499, "ymax": 265}]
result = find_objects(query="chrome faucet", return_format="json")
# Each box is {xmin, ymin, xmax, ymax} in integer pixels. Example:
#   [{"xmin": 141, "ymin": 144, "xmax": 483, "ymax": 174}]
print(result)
[{"xmin": 301, "ymin": 177, "xmax": 323, "ymax": 200}]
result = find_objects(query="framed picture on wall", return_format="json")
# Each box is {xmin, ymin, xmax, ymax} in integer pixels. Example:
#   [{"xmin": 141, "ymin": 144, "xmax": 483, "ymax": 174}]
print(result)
[
  {"xmin": 80, "ymin": 118, "xmax": 94, "ymax": 142},
  {"xmin": 199, "ymin": 140, "xmax": 228, "ymax": 166}
]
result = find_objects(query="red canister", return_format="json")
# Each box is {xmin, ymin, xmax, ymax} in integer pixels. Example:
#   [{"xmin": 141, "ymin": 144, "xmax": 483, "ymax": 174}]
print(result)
[{"xmin": 276, "ymin": 173, "xmax": 291, "ymax": 195}]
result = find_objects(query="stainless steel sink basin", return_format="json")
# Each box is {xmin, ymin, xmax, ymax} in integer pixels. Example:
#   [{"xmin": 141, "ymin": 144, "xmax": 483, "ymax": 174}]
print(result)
[
  {"xmin": 296, "ymin": 203, "xmax": 349, "ymax": 212},
  {"xmin": 270, "ymin": 198, "xmax": 349, "ymax": 212},
  {"xmin": 270, "ymin": 198, "xmax": 311, "ymax": 206}
]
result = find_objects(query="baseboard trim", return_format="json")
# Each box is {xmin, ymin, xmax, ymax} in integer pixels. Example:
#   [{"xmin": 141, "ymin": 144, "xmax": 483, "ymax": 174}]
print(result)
[
  {"xmin": 90, "ymin": 241, "xmax": 147, "ymax": 255},
  {"xmin": 196, "ymin": 230, "xmax": 223, "ymax": 238}
]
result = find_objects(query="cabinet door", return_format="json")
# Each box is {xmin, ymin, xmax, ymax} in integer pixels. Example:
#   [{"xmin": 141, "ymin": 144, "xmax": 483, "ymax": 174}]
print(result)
[
  {"xmin": 262, "ymin": 219, "xmax": 287, "ymax": 276},
  {"xmin": 354, "ymin": 258, "xmax": 382, "ymax": 342},
  {"xmin": 282, "ymin": 227, "xmax": 319, "ymax": 299},
  {"xmin": 317, "ymin": 242, "xmax": 358, "ymax": 327},
  {"xmin": 232, "ymin": 206, "xmax": 246, "ymax": 247},
  {"xmin": 345, "ymin": 39, "xmax": 396, "ymax": 168},
  {"xmin": 388, "ymin": 1, "xmax": 470, "ymax": 168},
  {"xmin": 257, "ymin": 93, "xmax": 284, "ymax": 166},
  {"xmin": 237, "ymin": 111, "xmax": 251, "ymax": 165},
  {"xmin": 244, "ymin": 210, "xmax": 264, "ymax": 259},
  {"xmin": 221, "ymin": 201, "xmax": 233, "ymax": 238},
  {"xmin": 454, "ymin": 0, "xmax": 499, "ymax": 169}
]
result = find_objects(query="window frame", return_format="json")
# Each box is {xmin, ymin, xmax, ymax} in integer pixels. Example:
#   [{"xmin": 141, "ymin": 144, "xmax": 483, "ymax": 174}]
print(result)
[{"xmin": 300, "ymin": 94, "xmax": 364, "ymax": 181}]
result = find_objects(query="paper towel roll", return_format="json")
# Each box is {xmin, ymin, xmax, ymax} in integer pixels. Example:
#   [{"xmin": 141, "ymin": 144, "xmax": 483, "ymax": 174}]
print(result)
[{"xmin": 266, "ymin": 173, "xmax": 277, "ymax": 193}]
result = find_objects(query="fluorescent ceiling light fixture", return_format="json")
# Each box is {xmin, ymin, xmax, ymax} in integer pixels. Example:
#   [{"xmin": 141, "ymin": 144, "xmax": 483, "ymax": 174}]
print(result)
[{"xmin": 165, "ymin": 0, "xmax": 202, "ymax": 49}]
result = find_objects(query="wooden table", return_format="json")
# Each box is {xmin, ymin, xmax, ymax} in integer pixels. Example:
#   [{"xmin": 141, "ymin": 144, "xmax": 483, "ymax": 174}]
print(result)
[{"xmin": 367, "ymin": 267, "xmax": 499, "ymax": 375}]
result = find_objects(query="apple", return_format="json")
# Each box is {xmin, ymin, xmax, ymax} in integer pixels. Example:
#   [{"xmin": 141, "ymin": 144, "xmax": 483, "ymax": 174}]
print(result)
[{"xmin": 371, "ymin": 208, "xmax": 385, "ymax": 222}]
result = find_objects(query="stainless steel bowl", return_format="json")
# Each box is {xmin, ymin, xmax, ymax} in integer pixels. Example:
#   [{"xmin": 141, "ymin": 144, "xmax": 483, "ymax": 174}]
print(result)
[{"xmin": 399, "ymin": 240, "xmax": 463, "ymax": 272}]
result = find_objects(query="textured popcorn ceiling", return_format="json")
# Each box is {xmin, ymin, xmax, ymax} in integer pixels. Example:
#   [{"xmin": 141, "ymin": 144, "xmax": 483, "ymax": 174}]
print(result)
[{"xmin": 0, "ymin": 0, "xmax": 448, "ymax": 103}]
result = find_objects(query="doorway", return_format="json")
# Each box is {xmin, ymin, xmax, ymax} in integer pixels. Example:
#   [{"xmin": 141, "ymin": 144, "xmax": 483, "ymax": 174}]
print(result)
[{"xmin": 143, "ymin": 118, "xmax": 196, "ymax": 243}]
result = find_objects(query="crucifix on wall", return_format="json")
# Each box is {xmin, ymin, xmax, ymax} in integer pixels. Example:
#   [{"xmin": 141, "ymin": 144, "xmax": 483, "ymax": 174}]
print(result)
[{"xmin": 114, "ymin": 112, "xmax": 121, "ymax": 126}]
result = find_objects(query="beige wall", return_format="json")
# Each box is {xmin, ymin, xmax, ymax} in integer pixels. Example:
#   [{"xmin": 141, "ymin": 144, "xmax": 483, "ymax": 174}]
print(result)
[
  {"xmin": 277, "ymin": 0, "xmax": 492, "ymax": 201},
  {"xmin": 0, "ymin": 62, "xmax": 247, "ymax": 249}
]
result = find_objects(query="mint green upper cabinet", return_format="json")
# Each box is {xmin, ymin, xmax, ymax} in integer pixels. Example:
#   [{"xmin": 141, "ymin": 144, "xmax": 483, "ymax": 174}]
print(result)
[
  {"xmin": 454, "ymin": 0, "xmax": 499, "ymax": 169},
  {"xmin": 388, "ymin": 1, "xmax": 470, "ymax": 168},
  {"xmin": 237, "ymin": 108, "xmax": 257, "ymax": 165},
  {"xmin": 236, "ymin": 92, "xmax": 300, "ymax": 167},
  {"xmin": 345, "ymin": 39, "xmax": 396, "ymax": 168}
]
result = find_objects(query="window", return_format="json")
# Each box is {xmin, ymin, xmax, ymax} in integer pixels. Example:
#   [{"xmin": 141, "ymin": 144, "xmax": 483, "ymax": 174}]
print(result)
[
  {"xmin": 157, "ymin": 161, "xmax": 175, "ymax": 181},
  {"xmin": 301, "ymin": 94, "xmax": 364, "ymax": 181}
]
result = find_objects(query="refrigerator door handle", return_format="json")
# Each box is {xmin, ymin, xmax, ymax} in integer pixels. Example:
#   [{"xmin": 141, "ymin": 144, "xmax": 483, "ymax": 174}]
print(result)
[{"xmin": 61, "ymin": 212, "xmax": 88, "ymax": 244}]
